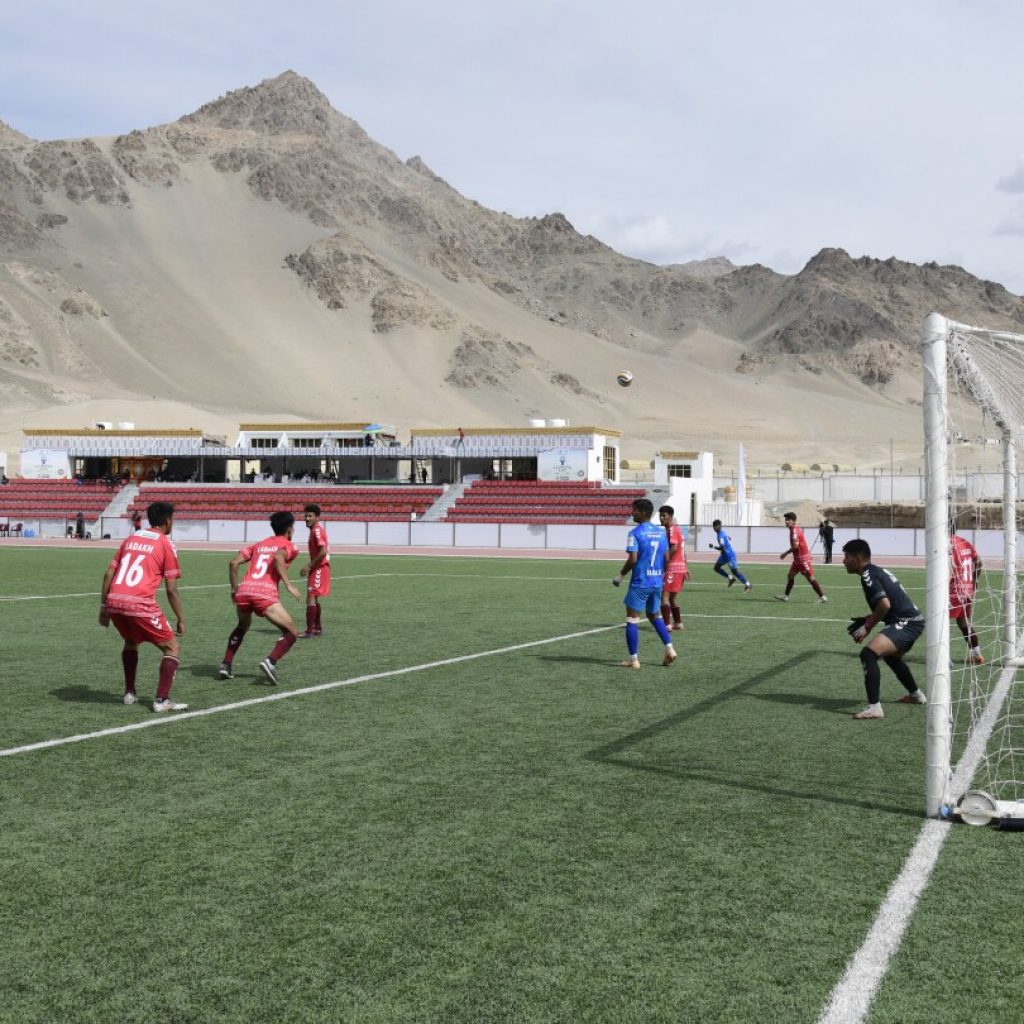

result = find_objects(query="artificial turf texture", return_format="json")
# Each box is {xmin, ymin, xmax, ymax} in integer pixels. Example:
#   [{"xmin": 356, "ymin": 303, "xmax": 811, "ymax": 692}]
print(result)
[{"xmin": 0, "ymin": 547, "xmax": 1020, "ymax": 1023}]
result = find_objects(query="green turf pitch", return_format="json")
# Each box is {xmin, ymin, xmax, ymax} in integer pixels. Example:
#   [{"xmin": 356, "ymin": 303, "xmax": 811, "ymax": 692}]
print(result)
[{"xmin": 0, "ymin": 548, "xmax": 1020, "ymax": 1023}]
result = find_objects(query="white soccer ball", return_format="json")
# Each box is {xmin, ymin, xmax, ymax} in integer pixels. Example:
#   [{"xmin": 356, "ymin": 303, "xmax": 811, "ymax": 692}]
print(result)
[{"xmin": 616, "ymin": 370, "xmax": 634, "ymax": 387}]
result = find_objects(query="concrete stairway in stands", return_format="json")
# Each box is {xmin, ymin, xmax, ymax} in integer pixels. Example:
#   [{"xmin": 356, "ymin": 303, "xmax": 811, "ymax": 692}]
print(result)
[{"xmin": 420, "ymin": 481, "xmax": 469, "ymax": 521}]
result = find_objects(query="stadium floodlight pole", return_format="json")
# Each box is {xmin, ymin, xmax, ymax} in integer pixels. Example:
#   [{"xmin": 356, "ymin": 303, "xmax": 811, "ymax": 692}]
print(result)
[{"xmin": 922, "ymin": 312, "xmax": 952, "ymax": 818}]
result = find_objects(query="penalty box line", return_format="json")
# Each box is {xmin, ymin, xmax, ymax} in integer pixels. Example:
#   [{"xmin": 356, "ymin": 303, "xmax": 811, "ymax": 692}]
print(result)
[{"xmin": 0, "ymin": 624, "xmax": 620, "ymax": 760}]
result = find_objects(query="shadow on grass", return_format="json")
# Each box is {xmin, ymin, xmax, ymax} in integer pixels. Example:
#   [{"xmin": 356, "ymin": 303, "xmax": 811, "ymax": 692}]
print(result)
[
  {"xmin": 751, "ymin": 692, "xmax": 856, "ymax": 715},
  {"xmin": 584, "ymin": 651, "xmax": 922, "ymax": 820},
  {"xmin": 51, "ymin": 685, "xmax": 121, "ymax": 704}
]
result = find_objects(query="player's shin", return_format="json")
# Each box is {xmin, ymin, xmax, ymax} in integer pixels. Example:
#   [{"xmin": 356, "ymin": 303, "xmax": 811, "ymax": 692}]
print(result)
[
  {"xmin": 860, "ymin": 648, "xmax": 882, "ymax": 704},
  {"xmin": 625, "ymin": 618, "xmax": 640, "ymax": 656},
  {"xmin": 653, "ymin": 617, "xmax": 672, "ymax": 645},
  {"xmin": 269, "ymin": 631, "xmax": 297, "ymax": 663},
  {"xmin": 223, "ymin": 626, "xmax": 246, "ymax": 665},
  {"xmin": 121, "ymin": 650, "xmax": 139, "ymax": 693},
  {"xmin": 156, "ymin": 656, "xmax": 179, "ymax": 700},
  {"xmin": 883, "ymin": 654, "xmax": 918, "ymax": 693}
]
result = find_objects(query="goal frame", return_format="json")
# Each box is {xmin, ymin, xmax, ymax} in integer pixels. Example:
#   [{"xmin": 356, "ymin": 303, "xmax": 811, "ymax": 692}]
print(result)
[{"xmin": 922, "ymin": 311, "xmax": 1022, "ymax": 818}]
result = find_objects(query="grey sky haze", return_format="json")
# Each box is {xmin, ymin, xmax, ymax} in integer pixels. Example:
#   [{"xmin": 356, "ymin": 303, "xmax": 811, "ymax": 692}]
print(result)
[{"xmin": 3, "ymin": 0, "xmax": 1023, "ymax": 294}]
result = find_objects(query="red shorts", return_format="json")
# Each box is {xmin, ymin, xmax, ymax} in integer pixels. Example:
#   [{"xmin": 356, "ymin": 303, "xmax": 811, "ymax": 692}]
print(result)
[
  {"xmin": 663, "ymin": 569, "xmax": 686, "ymax": 595},
  {"xmin": 949, "ymin": 594, "xmax": 974, "ymax": 620},
  {"xmin": 788, "ymin": 559, "xmax": 814, "ymax": 580},
  {"xmin": 110, "ymin": 611, "xmax": 173, "ymax": 646},
  {"xmin": 307, "ymin": 563, "xmax": 331, "ymax": 597},
  {"xmin": 234, "ymin": 594, "xmax": 279, "ymax": 617}
]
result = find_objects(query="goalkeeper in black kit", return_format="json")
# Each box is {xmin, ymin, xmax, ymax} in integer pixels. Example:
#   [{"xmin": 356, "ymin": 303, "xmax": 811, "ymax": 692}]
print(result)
[{"xmin": 841, "ymin": 538, "xmax": 927, "ymax": 720}]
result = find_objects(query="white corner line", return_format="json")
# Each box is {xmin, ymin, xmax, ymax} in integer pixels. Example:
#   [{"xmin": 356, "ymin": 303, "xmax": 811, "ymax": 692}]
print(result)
[
  {"xmin": 817, "ymin": 657, "xmax": 1020, "ymax": 1024},
  {"xmin": 0, "ymin": 624, "xmax": 619, "ymax": 759}
]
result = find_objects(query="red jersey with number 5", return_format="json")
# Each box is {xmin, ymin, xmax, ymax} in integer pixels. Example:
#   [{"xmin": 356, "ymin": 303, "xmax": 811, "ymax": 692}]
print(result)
[
  {"xmin": 235, "ymin": 535, "xmax": 298, "ymax": 603},
  {"xmin": 105, "ymin": 529, "xmax": 181, "ymax": 617}
]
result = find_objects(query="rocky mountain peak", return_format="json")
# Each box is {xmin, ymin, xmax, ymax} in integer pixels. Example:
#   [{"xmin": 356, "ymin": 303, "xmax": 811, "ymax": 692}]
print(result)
[{"xmin": 179, "ymin": 70, "xmax": 352, "ymax": 138}]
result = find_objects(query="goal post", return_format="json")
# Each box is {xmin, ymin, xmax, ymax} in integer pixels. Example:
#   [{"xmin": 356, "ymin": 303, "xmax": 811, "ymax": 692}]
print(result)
[{"xmin": 922, "ymin": 312, "xmax": 1024, "ymax": 820}]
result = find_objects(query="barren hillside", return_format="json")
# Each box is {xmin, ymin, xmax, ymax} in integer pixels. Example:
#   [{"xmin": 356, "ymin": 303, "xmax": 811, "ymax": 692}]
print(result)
[{"xmin": 2, "ymin": 71, "xmax": 1022, "ymax": 472}]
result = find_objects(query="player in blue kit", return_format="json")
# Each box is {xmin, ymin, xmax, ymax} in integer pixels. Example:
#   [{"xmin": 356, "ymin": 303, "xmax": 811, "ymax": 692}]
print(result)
[
  {"xmin": 710, "ymin": 519, "xmax": 751, "ymax": 591},
  {"xmin": 613, "ymin": 498, "xmax": 678, "ymax": 669}
]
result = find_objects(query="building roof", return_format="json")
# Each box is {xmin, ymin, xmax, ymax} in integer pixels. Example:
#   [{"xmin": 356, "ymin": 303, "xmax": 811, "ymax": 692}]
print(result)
[{"xmin": 410, "ymin": 426, "xmax": 622, "ymax": 438}]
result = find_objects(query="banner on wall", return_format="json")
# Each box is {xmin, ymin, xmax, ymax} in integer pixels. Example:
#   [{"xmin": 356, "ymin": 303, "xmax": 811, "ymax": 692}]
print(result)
[
  {"xmin": 19, "ymin": 449, "xmax": 71, "ymax": 479},
  {"xmin": 537, "ymin": 448, "xmax": 588, "ymax": 482}
]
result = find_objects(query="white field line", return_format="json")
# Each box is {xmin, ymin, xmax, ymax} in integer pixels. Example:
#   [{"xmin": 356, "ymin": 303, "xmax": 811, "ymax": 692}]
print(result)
[
  {"xmin": 0, "ymin": 624, "xmax": 620, "ymax": 759},
  {"xmin": 817, "ymin": 658, "xmax": 1020, "ymax": 1024}
]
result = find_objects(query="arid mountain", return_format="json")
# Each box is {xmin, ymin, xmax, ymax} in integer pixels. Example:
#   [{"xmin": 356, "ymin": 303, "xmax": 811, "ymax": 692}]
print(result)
[{"xmin": 2, "ymin": 71, "xmax": 1022, "ymax": 471}]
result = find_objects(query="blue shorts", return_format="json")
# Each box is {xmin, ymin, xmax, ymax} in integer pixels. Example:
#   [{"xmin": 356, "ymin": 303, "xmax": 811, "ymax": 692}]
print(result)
[
  {"xmin": 625, "ymin": 584, "xmax": 662, "ymax": 615},
  {"xmin": 715, "ymin": 554, "xmax": 738, "ymax": 573}
]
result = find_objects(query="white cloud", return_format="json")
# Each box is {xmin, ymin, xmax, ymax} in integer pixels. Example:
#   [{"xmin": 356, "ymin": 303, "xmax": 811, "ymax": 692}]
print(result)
[
  {"xmin": 578, "ymin": 213, "xmax": 753, "ymax": 268},
  {"xmin": 996, "ymin": 159, "xmax": 1024, "ymax": 194}
]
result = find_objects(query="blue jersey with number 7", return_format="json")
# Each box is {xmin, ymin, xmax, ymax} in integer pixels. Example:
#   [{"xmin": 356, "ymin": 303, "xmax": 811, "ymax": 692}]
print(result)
[{"xmin": 626, "ymin": 522, "xmax": 667, "ymax": 589}]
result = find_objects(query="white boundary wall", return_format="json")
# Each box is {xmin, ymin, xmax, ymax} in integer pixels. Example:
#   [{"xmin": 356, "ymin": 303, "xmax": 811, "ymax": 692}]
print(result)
[
  {"xmin": 713, "ymin": 470, "xmax": 1021, "ymax": 504},
  {"xmin": 6, "ymin": 517, "xmax": 1019, "ymax": 560}
]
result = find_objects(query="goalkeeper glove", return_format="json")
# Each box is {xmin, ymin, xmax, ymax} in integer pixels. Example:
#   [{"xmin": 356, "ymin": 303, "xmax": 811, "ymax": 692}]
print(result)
[{"xmin": 847, "ymin": 616, "xmax": 870, "ymax": 643}]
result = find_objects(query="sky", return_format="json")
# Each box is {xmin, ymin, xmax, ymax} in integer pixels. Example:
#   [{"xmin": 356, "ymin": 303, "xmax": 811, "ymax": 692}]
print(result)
[{"xmin": 3, "ymin": 0, "xmax": 1024, "ymax": 294}]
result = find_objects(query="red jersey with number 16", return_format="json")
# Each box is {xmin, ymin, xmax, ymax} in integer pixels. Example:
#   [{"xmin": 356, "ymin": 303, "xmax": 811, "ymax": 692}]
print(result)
[
  {"xmin": 105, "ymin": 530, "xmax": 181, "ymax": 617},
  {"xmin": 234, "ymin": 535, "xmax": 299, "ymax": 603}
]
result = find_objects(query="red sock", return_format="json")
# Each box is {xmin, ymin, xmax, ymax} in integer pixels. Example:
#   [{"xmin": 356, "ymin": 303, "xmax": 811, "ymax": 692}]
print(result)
[
  {"xmin": 122, "ymin": 650, "xmax": 139, "ymax": 693},
  {"xmin": 672, "ymin": 607, "xmax": 682, "ymax": 626},
  {"xmin": 223, "ymin": 626, "xmax": 246, "ymax": 665},
  {"xmin": 270, "ymin": 632, "xmax": 297, "ymax": 663},
  {"xmin": 314, "ymin": 603, "xmax": 322, "ymax": 631},
  {"xmin": 306, "ymin": 606, "xmax": 316, "ymax": 632},
  {"xmin": 660, "ymin": 603, "xmax": 671, "ymax": 624},
  {"xmin": 156, "ymin": 656, "xmax": 179, "ymax": 700}
]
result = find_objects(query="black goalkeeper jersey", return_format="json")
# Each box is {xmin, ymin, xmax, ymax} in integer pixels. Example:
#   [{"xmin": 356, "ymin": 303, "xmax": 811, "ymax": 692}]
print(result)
[{"xmin": 859, "ymin": 563, "xmax": 922, "ymax": 624}]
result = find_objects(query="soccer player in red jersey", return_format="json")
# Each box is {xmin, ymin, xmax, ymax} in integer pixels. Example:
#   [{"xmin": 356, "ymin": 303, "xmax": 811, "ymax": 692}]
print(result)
[
  {"xmin": 775, "ymin": 511, "xmax": 827, "ymax": 603},
  {"xmin": 658, "ymin": 504, "xmax": 689, "ymax": 631},
  {"xmin": 219, "ymin": 511, "xmax": 301, "ymax": 685},
  {"xmin": 950, "ymin": 522, "xmax": 984, "ymax": 664},
  {"xmin": 299, "ymin": 503, "xmax": 330, "ymax": 638},
  {"xmin": 98, "ymin": 500, "xmax": 187, "ymax": 712}
]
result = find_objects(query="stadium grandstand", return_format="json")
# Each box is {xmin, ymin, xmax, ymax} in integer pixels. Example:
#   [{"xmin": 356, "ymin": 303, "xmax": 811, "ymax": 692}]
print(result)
[{"xmin": 3, "ymin": 422, "xmax": 649, "ymax": 543}]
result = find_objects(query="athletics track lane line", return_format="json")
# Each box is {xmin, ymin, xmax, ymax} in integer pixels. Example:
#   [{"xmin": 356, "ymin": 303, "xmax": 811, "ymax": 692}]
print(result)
[{"xmin": 0, "ymin": 624, "xmax": 620, "ymax": 759}]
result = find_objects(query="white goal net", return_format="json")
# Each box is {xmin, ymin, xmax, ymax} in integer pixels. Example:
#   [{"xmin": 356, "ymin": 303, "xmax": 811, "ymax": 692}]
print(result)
[{"xmin": 923, "ymin": 312, "xmax": 1024, "ymax": 821}]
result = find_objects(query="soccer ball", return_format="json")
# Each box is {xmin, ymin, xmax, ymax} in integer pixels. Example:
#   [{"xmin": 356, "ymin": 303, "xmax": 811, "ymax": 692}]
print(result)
[{"xmin": 616, "ymin": 370, "xmax": 634, "ymax": 387}]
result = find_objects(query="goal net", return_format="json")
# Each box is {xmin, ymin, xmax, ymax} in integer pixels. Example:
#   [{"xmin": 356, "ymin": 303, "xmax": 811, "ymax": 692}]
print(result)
[{"xmin": 923, "ymin": 312, "xmax": 1024, "ymax": 821}]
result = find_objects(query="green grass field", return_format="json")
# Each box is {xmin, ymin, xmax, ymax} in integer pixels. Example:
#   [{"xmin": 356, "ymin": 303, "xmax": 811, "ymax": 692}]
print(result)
[{"xmin": 1, "ymin": 546, "xmax": 1021, "ymax": 1023}]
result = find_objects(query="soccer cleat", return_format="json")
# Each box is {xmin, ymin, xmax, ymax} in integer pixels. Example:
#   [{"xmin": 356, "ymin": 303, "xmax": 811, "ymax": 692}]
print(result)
[
  {"xmin": 217, "ymin": 662, "xmax": 234, "ymax": 680},
  {"xmin": 297, "ymin": 631, "xmax": 316, "ymax": 640},
  {"xmin": 152, "ymin": 698, "xmax": 188, "ymax": 713},
  {"xmin": 727, "ymin": 577, "xmax": 736, "ymax": 587},
  {"xmin": 662, "ymin": 648, "xmax": 678, "ymax": 667},
  {"xmin": 743, "ymin": 583, "xmax": 752, "ymax": 593},
  {"xmin": 853, "ymin": 705, "xmax": 884, "ymax": 720},
  {"xmin": 312, "ymin": 630, "xmax": 323, "ymax": 637},
  {"xmin": 122, "ymin": 691, "xmax": 137, "ymax": 706},
  {"xmin": 259, "ymin": 658, "xmax": 280, "ymax": 685},
  {"xmin": 818, "ymin": 595, "xmax": 828, "ymax": 603},
  {"xmin": 774, "ymin": 594, "xmax": 789, "ymax": 602},
  {"xmin": 620, "ymin": 658, "xmax": 641, "ymax": 670},
  {"xmin": 898, "ymin": 690, "xmax": 927, "ymax": 705}
]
